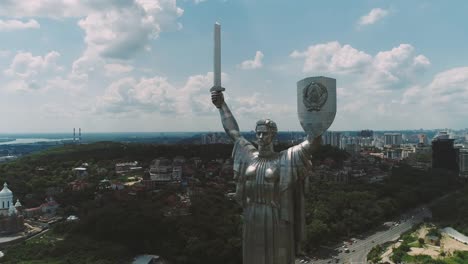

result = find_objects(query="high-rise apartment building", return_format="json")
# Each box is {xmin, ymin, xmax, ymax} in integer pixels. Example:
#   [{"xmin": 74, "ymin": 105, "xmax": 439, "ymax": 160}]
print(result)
[
  {"xmin": 459, "ymin": 149, "xmax": 468, "ymax": 178},
  {"xmin": 384, "ymin": 133, "xmax": 403, "ymax": 146},
  {"xmin": 322, "ymin": 131, "xmax": 342, "ymax": 148},
  {"xmin": 432, "ymin": 136, "xmax": 459, "ymax": 172}
]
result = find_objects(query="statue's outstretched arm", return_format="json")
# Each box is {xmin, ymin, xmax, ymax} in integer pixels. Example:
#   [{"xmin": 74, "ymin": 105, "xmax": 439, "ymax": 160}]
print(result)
[{"xmin": 211, "ymin": 91, "xmax": 241, "ymax": 141}]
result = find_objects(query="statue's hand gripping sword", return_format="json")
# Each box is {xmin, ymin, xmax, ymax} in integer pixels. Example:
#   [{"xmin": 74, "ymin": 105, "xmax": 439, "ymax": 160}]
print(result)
[{"xmin": 210, "ymin": 22, "xmax": 225, "ymax": 93}]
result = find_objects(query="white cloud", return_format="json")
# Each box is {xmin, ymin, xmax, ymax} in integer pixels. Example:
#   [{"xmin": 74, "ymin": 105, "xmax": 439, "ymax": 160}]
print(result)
[
  {"xmin": 0, "ymin": 19, "xmax": 40, "ymax": 31},
  {"xmin": 77, "ymin": 1, "xmax": 183, "ymax": 59},
  {"xmin": 358, "ymin": 8, "xmax": 389, "ymax": 26},
  {"xmin": 3, "ymin": 51, "xmax": 64, "ymax": 92},
  {"xmin": 4, "ymin": 51, "xmax": 62, "ymax": 79},
  {"xmin": 291, "ymin": 42, "xmax": 430, "ymax": 91},
  {"xmin": 426, "ymin": 67, "xmax": 468, "ymax": 105},
  {"xmin": 97, "ymin": 76, "xmax": 178, "ymax": 114},
  {"xmin": 290, "ymin": 41, "xmax": 372, "ymax": 74},
  {"xmin": 0, "ymin": 1, "xmax": 184, "ymax": 60},
  {"xmin": 0, "ymin": 1, "xmax": 90, "ymax": 18},
  {"xmin": 105, "ymin": 63, "xmax": 134, "ymax": 76},
  {"xmin": 95, "ymin": 71, "xmax": 291, "ymax": 120},
  {"xmin": 239, "ymin": 51, "xmax": 264, "ymax": 70},
  {"xmin": 97, "ymin": 72, "xmax": 226, "ymax": 116}
]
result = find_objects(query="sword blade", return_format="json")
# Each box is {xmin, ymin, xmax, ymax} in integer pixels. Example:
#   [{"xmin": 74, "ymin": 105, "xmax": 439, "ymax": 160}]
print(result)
[{"xmin": 214, "ymin": 22, "xmax": 221, "ymax": 87}]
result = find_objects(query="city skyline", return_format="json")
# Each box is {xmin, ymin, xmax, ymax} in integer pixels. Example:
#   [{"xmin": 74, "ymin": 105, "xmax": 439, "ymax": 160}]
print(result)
[{"xmin": 1, "ymin": 1, "xmax": 468, "ymax": 133}]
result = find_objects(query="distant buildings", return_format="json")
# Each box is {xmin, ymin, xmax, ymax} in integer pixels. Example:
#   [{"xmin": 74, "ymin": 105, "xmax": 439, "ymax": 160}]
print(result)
[
  {"xmin": 148, "ymin": 158, "xmax": 174, "ymax": 182},
  {"xmin": 23, "ymin": 197, "xmax": 60, "ymax": 218},
  {"xmin": 322, "ymin": 131, "xmax": 342, "ymax": 148},
  {"xmin": 0, "ymin": 183, "xmax": 24, "ymax": 235},
  {"xmin": 0, "ymin": 155, "xmax": 18, "ymax": 163},
  {"xmin": 384, "ymin": 133, "xmax": 403, "ymax": 146},
  {"xmin": 360, "ymin": 129, "xmax": 374, "ymax": 138},
  {"xmin": 115, "ymin": 161, "xmax": 142, "ymax": 174},
  {"xmin": 418, "ymin": 134, "xmax": 429, "ymax": 145},
  {"xmin": 459, "ymin": 149, "xmax": 468, "ymax": 178},
  {"xmin": 384, "ymin": 149, "xmax": 402, "ymax": 160},
  {"xmin": 200, "ymin": 133, "xmax": 229, "ymax": 144}
]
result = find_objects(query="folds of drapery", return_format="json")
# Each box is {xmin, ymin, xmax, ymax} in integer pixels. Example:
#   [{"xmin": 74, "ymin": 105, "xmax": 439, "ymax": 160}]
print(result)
[{"xmin": 232, "ymin": 137, "xmax": 312, "ymax": 246}]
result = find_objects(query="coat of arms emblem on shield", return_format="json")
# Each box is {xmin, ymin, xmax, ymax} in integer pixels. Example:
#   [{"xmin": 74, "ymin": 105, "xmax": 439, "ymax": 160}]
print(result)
[{"xmin": 302, "ymin": 82, "xmax": 328, "ymax": 112}]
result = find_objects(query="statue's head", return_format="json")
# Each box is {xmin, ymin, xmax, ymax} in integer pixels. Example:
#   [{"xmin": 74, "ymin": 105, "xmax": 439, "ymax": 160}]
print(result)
[{"xmin": 255, "ymin": 119, "xmax": 277, "ymax": 146}]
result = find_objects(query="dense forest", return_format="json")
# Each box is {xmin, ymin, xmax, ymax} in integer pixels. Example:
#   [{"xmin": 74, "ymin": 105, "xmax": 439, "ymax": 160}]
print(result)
[
  {"xmin": 0, "ymin": 142, "xmax": 464, "ymax": 263},
  {"xmin": 430, "ymin": 185, "xmax": 468, "ymax": 235}
]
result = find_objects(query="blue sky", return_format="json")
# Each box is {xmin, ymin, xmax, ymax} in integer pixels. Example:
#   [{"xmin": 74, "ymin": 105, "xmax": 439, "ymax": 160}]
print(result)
[{"xmin": 1, "ymin": 0, "xmax": 468, "ymax": 133}]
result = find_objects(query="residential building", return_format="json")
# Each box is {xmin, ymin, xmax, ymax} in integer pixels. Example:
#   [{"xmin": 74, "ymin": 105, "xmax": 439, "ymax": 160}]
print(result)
[
  {"xmin": 459, "ymin": 149, "xmax": 468, "ymax": 178},
  {"xmin": 322, "ymin": 131, "xmax": 342, "ymax": 148},
  {"xmin": 149, "ymin": 158, "xmax": 173, "ymax": 182},
  {"xmin": 115, "ymin": 161, "xmax": 142, "ymax": 174},
  {"xmin": 384, "ymin": 133, "xmax": 403, "ymax": 146}
]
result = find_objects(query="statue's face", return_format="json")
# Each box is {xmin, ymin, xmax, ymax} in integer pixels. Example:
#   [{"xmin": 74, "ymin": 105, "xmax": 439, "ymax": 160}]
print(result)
[{"xmin": 256, "ymin": 125, "xmax": 274, "ymax": 146}]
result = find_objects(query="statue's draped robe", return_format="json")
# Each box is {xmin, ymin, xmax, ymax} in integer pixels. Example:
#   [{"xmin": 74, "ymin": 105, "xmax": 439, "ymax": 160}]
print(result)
[{"xmin": 233, "ymin": 137, "xmax": 311, "ymax": 264}]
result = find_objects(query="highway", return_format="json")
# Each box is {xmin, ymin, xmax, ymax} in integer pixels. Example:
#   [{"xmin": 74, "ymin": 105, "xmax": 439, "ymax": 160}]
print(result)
[{"xmin": 296, "ymin": 206, "xmax": 432, "ymax": 264}]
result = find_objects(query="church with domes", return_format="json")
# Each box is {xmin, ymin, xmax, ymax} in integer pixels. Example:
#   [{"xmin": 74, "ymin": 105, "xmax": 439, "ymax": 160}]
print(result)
[{"xmin": 0, "ymin": 182, "xmax": 24, "ymax": 234}]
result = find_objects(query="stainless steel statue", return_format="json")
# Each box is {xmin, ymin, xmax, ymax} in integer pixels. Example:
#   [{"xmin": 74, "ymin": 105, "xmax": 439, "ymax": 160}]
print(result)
[{"xmin": 210, "ymin": 23, "xmax": 336, "ymax": 264}]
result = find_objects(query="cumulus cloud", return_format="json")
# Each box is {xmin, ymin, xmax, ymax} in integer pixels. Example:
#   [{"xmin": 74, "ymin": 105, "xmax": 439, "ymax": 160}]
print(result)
[
  {"xmin": 426, "ymin": 67, "xmax": 468, "ymax": 105},
  {"xmin": 291, "ymin": 42, "xmax": 431, "ymax": 91},
  {"xmin": 0, "ymin": 0, "xmax": 90, "ymax": 18},
  {"xmin": 3, "ymin": 51, "xmax": 66, "ymax": 92},
  {"xmin": 358, "ymin": 8, "xmax": 389, "ymax": 26},
  {"xmin": 0, "ymin": 1, "xmax": 184, "ymax": 60},
  {"xmin": 97, "ymin": 72, "xmax": 225, "ymax": 116},
  {"xmin": 239, "ymin": 51, "xmax": 264, "ymax": 70},
  {"xmin": 289, "ymin": 41, "xmax": 454, "ymax": 129},
  {"xmin": 290, "ymin": 42, "xmax": 372, "ymax": 74},
  {"xmin": 97, "ymin": 76, "xmax": 177, "ymax": 114},
  {"xmin": 0, "ymin": 19, "xmax": 40, "ymax": 31},
  {"xmin": 4, "ymin": 51, "xmax": 62, "ymax": 78},
  {"xmin": 78, "ymin": 1, "xmax": 183, "ymax": 59}
]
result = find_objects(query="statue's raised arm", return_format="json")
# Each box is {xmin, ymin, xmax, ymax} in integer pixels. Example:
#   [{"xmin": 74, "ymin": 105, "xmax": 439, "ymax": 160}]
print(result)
[{"xmin": 211, "ymin": 91, "xmax": 241, "ymax": 141}]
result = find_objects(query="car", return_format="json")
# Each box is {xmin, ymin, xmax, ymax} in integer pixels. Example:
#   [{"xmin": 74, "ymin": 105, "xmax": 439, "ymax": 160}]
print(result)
[{"xmin": 344, "ymin": 248, "xmax": 350, "ymax": 253}]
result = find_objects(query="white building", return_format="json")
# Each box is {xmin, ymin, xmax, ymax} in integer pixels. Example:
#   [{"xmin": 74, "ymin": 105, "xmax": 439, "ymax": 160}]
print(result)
[
  {"xmin": 322, "ymin": 131, "xmax": 342, "ymax": 148},
  {"xmin": 0, "ymin": 183, "xmax": 20, "ymax": 217},
  {"xmin": 149, "ymin": 158, "xmax": 173, "ymax": 182}
]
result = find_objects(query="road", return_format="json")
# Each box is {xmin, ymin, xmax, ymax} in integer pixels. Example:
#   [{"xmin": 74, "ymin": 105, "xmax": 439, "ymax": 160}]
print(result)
[{"xmin": 296, "ymin": 206, "xmax": 431, "ymax": 264}]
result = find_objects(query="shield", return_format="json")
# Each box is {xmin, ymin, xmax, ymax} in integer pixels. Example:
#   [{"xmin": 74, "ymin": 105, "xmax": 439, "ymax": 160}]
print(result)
[{"xmin": 297, "ymin": 76, "xmax": 336, "ymax": 137}]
